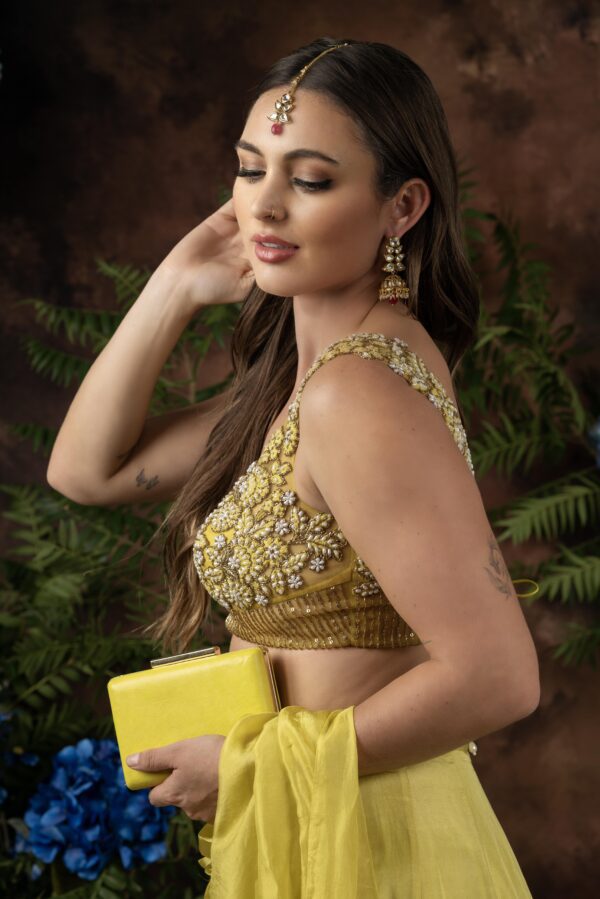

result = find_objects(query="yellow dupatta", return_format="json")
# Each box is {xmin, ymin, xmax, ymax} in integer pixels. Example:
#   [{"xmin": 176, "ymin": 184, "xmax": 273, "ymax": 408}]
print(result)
[{"xmin": 197, "ymin": 705, "xmax": 379, "ymax": 898}]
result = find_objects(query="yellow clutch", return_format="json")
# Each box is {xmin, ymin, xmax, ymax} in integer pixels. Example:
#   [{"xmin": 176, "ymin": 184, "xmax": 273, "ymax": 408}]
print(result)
[{"xmin": 107, "ymin": 646, "xmax": 281, "ymax": 790}]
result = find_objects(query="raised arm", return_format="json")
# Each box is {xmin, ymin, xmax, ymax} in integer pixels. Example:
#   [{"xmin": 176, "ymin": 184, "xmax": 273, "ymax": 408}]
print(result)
[{"xmin": 47, "ymin": 198, "xmax": 254, "ymax": 506}]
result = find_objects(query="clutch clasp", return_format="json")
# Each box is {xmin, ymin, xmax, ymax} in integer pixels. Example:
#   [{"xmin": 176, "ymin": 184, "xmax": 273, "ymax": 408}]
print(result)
[{"xmin": 150, "ymin": 646, "xmax": 221, "ymax": 668}]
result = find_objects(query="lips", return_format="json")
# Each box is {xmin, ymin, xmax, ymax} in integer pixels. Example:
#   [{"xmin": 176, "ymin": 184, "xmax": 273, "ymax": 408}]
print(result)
[
  {"xmin": 251, "ymin": 233, "xmax": 299, "ymax": 249},
  {"xmin": 253, "ymin": 243, "xmax": 298, "ymax": 263}
]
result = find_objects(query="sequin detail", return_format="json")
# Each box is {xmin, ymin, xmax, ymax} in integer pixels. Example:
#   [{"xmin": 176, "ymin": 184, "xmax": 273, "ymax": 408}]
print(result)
[
  {"xmin": 192, "ymin": 332, "xmax": 474, "ymax": 648},
  {"xmin": 225, "ymin": 582, "xmax": 420, "ymax": 649}
]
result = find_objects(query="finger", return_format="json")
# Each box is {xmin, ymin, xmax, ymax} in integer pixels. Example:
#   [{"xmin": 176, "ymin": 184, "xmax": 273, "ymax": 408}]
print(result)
[
  {"xmin": 126, "ymin": 746, "xmax": 174, "ymax": 772},
  {"xmin": 216, "ymin": 198, "xmax": 237, "ymax": 222},
  {"xmin": 148, "ymin": 783, "xmax": 178, "ymax": 808}
]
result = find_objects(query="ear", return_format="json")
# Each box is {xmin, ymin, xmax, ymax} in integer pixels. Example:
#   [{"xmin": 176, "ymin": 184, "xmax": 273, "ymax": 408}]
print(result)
[{"xmin": 385, "ymin": 178, "xmax": 431, "ymax": 237}]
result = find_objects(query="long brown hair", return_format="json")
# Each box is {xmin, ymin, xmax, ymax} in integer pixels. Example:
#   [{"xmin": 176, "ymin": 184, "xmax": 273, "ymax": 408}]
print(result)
[{"xmin": 147, "ymin": 36, "xmax": 481, "ymax": 652}]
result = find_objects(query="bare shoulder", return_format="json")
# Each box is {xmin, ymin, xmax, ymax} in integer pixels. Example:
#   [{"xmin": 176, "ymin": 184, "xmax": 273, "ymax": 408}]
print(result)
[
  {"xmin": 301, "ymin": 316, "xmax": 459, "ymax": 416},
  {"xmin": 292, "ymin": 315, "xmax": 468, "ymax": 514}
]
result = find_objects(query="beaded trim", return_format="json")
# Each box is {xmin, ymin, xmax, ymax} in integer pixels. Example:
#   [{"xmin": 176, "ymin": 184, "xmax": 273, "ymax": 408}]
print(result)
[{"xmin": 225, "ymin": 582, "xmax": 421, "ymax": 650}]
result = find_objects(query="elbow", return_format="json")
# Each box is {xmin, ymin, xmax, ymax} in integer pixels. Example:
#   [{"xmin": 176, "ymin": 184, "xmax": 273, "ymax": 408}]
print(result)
[
  {"xmin": 511, "ymin": 639, "xmax": 541, "ymax": 720},
  {"xmin": 46, "ymin": 455, "xmax": 70, "ymax": 496},
  {"xmin": 511, "ymin": 671, "xmax": 541, "ymax": 720},
  {"xmin": 46, "ymin": 465, "xmax": 96, "ymax": 506},
  {"xmin": 497, "ymin": 658, "xmax": 541, "ymax": 725},
  {"xmin": 465, "ymin": 651, "xmax": 541, "ymax": 728},
  {"xmin": 480, "ymin": 631, "xmax": 542, "ymax": 724}
]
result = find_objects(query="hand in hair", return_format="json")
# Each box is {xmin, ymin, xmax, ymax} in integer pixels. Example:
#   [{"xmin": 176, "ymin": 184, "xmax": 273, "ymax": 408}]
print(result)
[{"xmin": 158, "ymin": 196, "xmax": 255, "ymax": 314}]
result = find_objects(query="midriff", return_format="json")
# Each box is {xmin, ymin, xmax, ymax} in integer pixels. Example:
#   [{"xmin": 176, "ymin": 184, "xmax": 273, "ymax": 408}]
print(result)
[{"xmin": 229, "ymin": 632, "xmax": 431, "ymax": 710}]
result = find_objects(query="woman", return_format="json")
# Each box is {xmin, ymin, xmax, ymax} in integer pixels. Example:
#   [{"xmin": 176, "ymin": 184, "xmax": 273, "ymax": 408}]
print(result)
[{"xmin": 48, "ymin": 37, "xmax": 540, "ymax": 897}]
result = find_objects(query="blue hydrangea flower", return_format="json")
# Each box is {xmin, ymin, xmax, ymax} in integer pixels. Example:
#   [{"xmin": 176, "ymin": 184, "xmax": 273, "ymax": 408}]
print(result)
[{"xmin": 15, "ymin": 738, "xmax": 176, "ymax": 881}]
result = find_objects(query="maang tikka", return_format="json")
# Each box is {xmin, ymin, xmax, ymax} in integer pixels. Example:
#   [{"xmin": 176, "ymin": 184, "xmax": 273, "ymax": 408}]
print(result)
[
  {"xmin": 267, "ymin": 42, "xmax": 350, "ymax": 134},
  {"xmin": 378, "ymin": 235, "xmax": 410, "ymax": 305}
]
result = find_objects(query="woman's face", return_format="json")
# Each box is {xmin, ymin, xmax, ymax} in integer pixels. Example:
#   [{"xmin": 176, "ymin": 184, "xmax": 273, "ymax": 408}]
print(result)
[{"xmin": 232, "ymin": 88, "xmax": 392, "ymax": 299}]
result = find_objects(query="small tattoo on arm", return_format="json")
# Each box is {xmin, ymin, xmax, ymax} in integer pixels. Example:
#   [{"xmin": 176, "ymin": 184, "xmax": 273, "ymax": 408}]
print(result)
[
  {"xmin": 135, "ymin": 467, "xmax": 160, "ymax": 491},
  {"xmin": 484, "ymin": 532, "xmax": 513, "ymax": 598}
]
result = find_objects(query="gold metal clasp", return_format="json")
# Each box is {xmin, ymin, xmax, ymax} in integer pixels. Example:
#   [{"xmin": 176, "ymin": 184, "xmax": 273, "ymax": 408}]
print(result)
[
  {"xmin": 150, "ymin": 646, "xmax": 221, "ymax": 668},
  {"xmin": 260, "ymin": 646, "xmax": 282, "ymax": 711}
]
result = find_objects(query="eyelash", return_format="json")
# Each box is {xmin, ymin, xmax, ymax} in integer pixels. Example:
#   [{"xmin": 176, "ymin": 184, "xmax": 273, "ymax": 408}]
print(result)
[{"xmin": 235, "ymin": 168, "xmax": 332, "ymax": 192}]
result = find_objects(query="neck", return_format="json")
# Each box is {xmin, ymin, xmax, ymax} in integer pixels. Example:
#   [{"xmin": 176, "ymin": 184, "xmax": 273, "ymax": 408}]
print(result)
[{"xmin": 291, "ymin": 283, "xmax": 414, "ymax": 386}]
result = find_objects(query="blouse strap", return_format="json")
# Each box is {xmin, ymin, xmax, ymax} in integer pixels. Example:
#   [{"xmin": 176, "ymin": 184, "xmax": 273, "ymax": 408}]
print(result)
[{"xmin": 287, "ymin": 331, "xmax": 474, "ymax": 476}]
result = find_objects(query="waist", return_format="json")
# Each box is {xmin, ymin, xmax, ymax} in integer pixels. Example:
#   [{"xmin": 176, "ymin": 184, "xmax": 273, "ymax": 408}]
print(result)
[{"xmin": 229, "ymin": 633, "xmax": 430, "ymax": 710}]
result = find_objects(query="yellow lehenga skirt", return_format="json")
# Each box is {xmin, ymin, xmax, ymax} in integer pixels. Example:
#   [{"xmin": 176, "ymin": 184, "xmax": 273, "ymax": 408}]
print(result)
[{"xmin": 197, "ymin": 706, "xmax": 532, "ymax": 898}]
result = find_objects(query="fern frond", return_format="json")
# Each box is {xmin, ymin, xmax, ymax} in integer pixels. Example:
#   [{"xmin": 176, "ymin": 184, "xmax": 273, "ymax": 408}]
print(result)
[
  {"xmin": 493, "ymin": 471, "xmax": 600, "ymax": 543},
  {"xmin": 470, "ymin": 412, "xmax": 563, "ymax": 477},
  {"xmin": 95, "ymin": 259, "xmax": 150, "ymax": 309},
  {"xmin": 536, "ymin": 544, "xmax": 600, "ymax": 604},
  {"xmin": 552, "ymin": 621, "xmax": 600, "ymax": 668},
  {"xmin": 8, "ymin": 422, "xmax": 58, "ymax": 456},
  {"xmin": 20, "ymin": 336, "xmax": 90, "ymax": 387},
  {"xmin": 16, "ymin": 298, "xmax": 122, "ymax": 349}
]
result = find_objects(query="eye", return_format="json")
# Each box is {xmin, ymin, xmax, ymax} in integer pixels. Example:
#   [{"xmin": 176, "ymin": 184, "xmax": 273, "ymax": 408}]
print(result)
[{"xmin": 235, "ymin": 168, "xmax": 332, "ymax": 192}]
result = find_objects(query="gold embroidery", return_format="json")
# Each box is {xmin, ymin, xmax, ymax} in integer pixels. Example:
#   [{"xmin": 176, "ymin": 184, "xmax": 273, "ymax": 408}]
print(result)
[
  {"xmin": 193, "ymin": 332, "xmax": 474, "ymax": 644},
  {"xmin": 352, "ymin": 552, "xmax": 383, "ymax": 598},
  {"xmin": 192, "ymin": 428, "xmax": 349, "ymax": 612},
  {"xmin": 225, "ymin": 582, "xmax": 421, "ymax": 650}
]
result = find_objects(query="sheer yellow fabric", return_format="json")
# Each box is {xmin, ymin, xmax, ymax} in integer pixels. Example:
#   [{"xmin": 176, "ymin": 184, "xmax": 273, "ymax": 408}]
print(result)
[{"xmin": 197, "ymin": 706, "xmax": 532, "ymax": 898}]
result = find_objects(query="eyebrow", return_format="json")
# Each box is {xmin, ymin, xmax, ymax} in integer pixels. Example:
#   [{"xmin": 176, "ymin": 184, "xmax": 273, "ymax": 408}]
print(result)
[{"xmin": 234, "ymin": 139, "xmax": 340, "ymax": 166}]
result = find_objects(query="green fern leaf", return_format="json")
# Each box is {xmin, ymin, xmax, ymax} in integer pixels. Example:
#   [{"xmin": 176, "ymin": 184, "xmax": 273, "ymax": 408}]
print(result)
[
  {"xmin": 552, "ymin": 622, "xmax": 600, "ymax": 667},
  {"xmin": 539, "ymin": 545, "xmax": 600, "ymax": 603},
  {"xmin": 8, "ymin": 422, "xmax": 58, "ymax": 456},
  {"xmin": 95, "ymin": 259, "xmax": 151, "ymax": 309},
  {"xmin": 494, "ymin": 473, "xmax": 600, "ymax": 543},
  {"xmin": 21, "ymin": 336, "xmax": 91, "ymax": 387}
]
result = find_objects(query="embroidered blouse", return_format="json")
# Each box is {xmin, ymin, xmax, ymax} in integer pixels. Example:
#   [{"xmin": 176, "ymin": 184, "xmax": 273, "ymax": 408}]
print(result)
[{"xmin": 192, "ymin": 331, "xmax": 475, "ymax": 650}]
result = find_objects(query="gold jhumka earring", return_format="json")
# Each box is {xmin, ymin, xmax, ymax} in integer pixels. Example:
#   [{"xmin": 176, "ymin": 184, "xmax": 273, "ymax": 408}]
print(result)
[
  {"xmin": 378, "ymin": 235, "xmax": 410, "ymax": 305},
  {"xmin": 267, "ymin": 43, "xmax": 350, "ymax": 134}
]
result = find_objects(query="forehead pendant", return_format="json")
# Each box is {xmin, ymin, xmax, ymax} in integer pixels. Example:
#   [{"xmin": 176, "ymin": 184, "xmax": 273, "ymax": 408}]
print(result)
[{"xmin": 267, "ymin": 43, "xmax": 350, "ymax": 134}]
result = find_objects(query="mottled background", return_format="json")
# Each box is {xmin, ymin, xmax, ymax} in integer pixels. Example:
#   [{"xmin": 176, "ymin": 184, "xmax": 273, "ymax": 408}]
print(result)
[{"xmin": 1, "ymin": 1, "xmax": 599, "ymax": 895}]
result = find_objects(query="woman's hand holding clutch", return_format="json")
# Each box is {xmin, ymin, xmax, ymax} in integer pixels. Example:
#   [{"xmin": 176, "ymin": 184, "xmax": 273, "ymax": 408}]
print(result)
[{"xmin": 126, "ymin": 733, "xmax": 226, "ymax": 822}]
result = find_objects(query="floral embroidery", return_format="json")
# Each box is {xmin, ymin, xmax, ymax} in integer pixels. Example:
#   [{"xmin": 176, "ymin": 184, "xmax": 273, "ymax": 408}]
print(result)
[
  {"xmin": 192, "ymin": 428, "xmax": 349, "ymax": 612},
  {"xmin": 352, "ymin": 553, "xmax": 384, "ymax": 598},
  {"xmin": 193, "ymin": 332, "xmax": 474, "ymax": 613}
]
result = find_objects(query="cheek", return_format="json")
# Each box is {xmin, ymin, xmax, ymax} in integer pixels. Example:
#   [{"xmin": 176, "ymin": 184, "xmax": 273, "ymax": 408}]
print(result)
[{"xmin": 307, "ymin": 198, "xmax": 380, "ymax": 263}]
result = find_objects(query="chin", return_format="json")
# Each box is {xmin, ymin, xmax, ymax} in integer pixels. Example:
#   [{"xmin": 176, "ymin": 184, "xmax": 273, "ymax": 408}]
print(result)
[{"xmin": 253, "ymin": 273, "xmax": 298, "ymax": 296}]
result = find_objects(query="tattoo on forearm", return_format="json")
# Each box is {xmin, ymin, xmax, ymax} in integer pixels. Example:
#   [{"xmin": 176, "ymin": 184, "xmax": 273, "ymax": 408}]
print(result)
[
  {"xmin": 484, "ymin": 532, "xmax": 513, "ymax": 598},
  {"xmin": 135, "ymin": 467, "xmax": 160, "ymax": 491}
]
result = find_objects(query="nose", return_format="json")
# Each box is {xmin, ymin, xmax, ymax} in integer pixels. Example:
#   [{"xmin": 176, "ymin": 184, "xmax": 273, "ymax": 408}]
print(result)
[{"xmin": 249, "ymin": 179, "xmax": 286, "ymax": 222}]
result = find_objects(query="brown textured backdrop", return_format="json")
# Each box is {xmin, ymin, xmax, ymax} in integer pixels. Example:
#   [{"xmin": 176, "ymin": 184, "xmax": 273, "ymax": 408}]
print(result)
[{"xmin": 1, "ymin": 2, "xmax": 599, "ymax": 895}]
